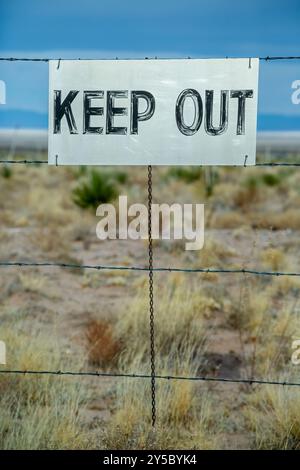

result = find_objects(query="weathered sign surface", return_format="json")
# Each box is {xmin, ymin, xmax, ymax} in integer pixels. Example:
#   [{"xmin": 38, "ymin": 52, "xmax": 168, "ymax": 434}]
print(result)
[{"xmin": 48, "ymin": 58, "xmax": 259, "ymax": 165}]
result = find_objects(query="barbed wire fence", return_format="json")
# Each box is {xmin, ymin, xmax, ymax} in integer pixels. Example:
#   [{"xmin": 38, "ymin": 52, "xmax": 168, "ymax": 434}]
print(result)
[
  {"xmin": 1, "ymin": 55, "xmax": 300, "ymax": 428},
  {"xmin": 1, "ymin": 159, "xmax": 300, "ymax": 167}
]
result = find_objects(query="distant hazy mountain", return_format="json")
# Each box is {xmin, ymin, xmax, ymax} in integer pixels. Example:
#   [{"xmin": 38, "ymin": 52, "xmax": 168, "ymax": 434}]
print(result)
[{"xmin": 0, "ymin": 109, "xmax": 299, "ymax": 131}]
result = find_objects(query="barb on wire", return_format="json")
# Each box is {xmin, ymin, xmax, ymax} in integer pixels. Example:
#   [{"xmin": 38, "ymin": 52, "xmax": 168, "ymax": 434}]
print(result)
[
  {"xmin": 0, "ymin": 368, "xmax": 299, "ymax": 387},
  {"xmin": 1, "ymin": 260, "xmax": 300, "ymax": 277}
]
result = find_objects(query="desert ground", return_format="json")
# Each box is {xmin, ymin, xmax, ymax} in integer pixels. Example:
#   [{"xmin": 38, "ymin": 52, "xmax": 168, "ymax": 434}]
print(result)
[{"xmin": 0, "ymin": 151, "xmax": 300, "ymax": 449}]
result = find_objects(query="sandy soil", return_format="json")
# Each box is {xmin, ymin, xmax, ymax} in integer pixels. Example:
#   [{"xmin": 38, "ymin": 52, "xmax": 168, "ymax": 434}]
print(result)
[{"xmin": 0, "ymin": 160, "xmax": 299, "ymax": 448}]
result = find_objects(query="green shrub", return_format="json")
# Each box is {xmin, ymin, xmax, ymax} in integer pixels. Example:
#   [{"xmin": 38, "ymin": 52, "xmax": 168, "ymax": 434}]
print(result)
[{"xmin": 73, "ymin": 170, "xmax": 118, "ymax": 208}]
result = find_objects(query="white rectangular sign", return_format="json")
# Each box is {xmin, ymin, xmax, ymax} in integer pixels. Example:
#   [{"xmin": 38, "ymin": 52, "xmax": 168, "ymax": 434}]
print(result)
[{"xmin": 48, "ymin": 58, "xmax": 259, "ymax": 165}]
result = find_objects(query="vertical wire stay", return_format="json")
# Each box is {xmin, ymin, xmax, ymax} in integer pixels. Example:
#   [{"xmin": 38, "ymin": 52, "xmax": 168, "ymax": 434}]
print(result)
[{"xmin": 147, "ymin": 165, "xmax": 156, "ymax": 427}]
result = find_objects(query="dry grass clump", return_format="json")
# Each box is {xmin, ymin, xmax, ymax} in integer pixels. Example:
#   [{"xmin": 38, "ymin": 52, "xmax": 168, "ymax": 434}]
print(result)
[
  {"xmin": 86, "ymin": 319, "xmax": 121, "ymax": 368},
  {"xmin": 247, "ymin": 307, "xmax": 298, "ymax": 376},
  {"xmin": 6, "ymin": 166, "xmax": 89, "ymax": 234},
  {"xmin": 114, "ymin": 275, "xmax": 216, "ymax": 363},
  {"xmin": 81, "ymin": 271, "xmax": 128, "ymax": 289},
  {"xmin": 0, "ymin": 323, "xmax": 92, "ymax": 449},
  {"xmin": 27, "ymin": 185, "xmax": 75, "ymax": 226},
  {"xmin": 254, "ymin": 209, "xmax": 300, "ymax": 230},
  {"xmin": 85, "ymin": 276, "xmax": 221, "ymax": 449},
  {"xmin": 18, "ymin": 272, "xmax": 46, "ymax": 294},
  {"xmin": 102, "ymin": 354, "xmax": 218, "ymax": 450},
  {"xmin": 227, "ymin": 288, "xmax": 269, "ymax": 332},
  {"xmin": 245, "ymin": 378, "xmax": 300, "ymax": 449},
  {"xmin": 209, "ymin": 211, "xmax": 247, "ymax": 229},
  {"xmin": 84, "ymin": 275, "xmax": 216, "ymax": 368},
  {"xmin": 232, "ymin": 177, "xmax": 261, "ymax": 210},
  {"xmin": 261, "ymin": 248, "xmax": 286, "ymax": 271},
  {"xmin": 29, "ymin": 226, "xmax": 72, "ymax": 257},
  {"xmin": 227, "ymin": 274, "xmax": 300, "ymax": 450},
  {"xmin": 269, "ymin": 276, "xmax": 300, "ymax": 296},
  {"xmin": 198, "ymin": 239, "xmax": 237, "ymax": 268},
  {"xmin": 225, "ymin": 279, "xmax": 299, "ymax": 376}
]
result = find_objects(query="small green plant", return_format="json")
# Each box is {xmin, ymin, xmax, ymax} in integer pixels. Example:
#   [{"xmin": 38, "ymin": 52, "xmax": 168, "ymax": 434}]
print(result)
[
  {"xmin": 73, "ymin": 166, "xmax": 88, "ymax": 178},
  {"xmin": 1, "ymin": 165, "xmax": 12, "ymax": 179},
  {"xmin": 167, "ymin": 167, "xmax": 202, "ymax": 183},
  {"xmin": 204, "ymin": 168, "xmax": 219, "ymax": 197},
  {"xmin": 261, "ymin": 173, "xmax": 281, "ymax": 187},
  {"xmin": 73, "ymin": 170, "xmax": 118, "ymax": 208},
  {"xmin": 245, "ymin": 175, "xmax": 259, "ymax": 190},
  {"xmin": 113, "ymin": 171, "xmax": 128, "ymax": 184}
]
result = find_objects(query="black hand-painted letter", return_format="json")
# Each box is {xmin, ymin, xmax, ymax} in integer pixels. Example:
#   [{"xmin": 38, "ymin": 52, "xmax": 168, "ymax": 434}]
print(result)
[
  {"xmin": 106, "ymin": 91, "xmax": 128, "ymax": 135},
  {"xmin": 176, "ymin": 89, "xmax": 203, "ymax": 136},
  {"xmin": 205, "ymin": 90, "xmax": 229, "ymax": 136},
  {"xmin": 54, "ymin": 90, "xmax": 79, "ymax": 134},
  {"xmin": 83, "ymin": 91, "xmax": 104, "ymax": 134},
  {"xmin": 130, "ymin": 91, "xmax": 155, "ymax": 135},
  {"xmin": 230, "ymin": 90, "xmax": 253, "ymax": 135}
]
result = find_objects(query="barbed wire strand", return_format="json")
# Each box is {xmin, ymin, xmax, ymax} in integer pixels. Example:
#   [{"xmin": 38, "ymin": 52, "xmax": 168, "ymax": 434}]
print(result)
[
  {"xmin": 1, "ymin": 160, "xmax": 300, "ymax": 167},
  {"xmin": 0, "ymin": 160, "xmax": 48, "ymax": 165},
  {"xmin": 256, "ymin": 163, "xmax": 300, "ymax": 167},
  {"xmin": 0, "ymin": 369, "xmax": 299, "ymax": 387},
  {"xmin": 0, "ymin": 56, "xmax": 300, "ymax": 62},
  {"xmin": 1, "ymin": 261, "xmax": 300, "ymax": 277}
]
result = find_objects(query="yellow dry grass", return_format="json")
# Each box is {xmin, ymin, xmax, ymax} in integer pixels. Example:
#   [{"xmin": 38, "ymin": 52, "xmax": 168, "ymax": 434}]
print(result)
[
  {"xmin": 0, "ymin": 323, "xmax": 92, "ymax": 449},
  {"xmin": 114, "ymin": 274, "xmax": 218, "ymax": 363},
  {"xmin": 245, "ymin": 376, "xmax": 300, "ymax": 449},
  {"xmin": 102, "ymin": 355, "xmax": 219, "ymax": 450},
  {"xmin": 1, "ymin": 158, "xmax": 300, "ymax": 449}
]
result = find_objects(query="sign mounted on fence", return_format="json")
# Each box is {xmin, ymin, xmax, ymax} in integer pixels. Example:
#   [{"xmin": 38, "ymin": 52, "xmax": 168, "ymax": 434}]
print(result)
[{"xmin": 48, "ymin": 58, "xmax": 259, "ymax": 166}]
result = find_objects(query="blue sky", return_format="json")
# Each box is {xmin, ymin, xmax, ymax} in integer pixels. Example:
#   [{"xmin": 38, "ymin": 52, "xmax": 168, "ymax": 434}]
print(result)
[{"xmin": 0, "ymin": 0, "xmax": 299, "ymax": 130}]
